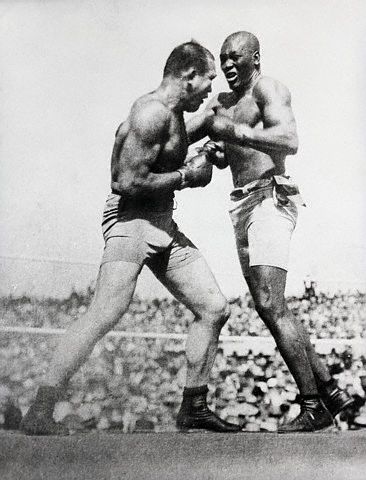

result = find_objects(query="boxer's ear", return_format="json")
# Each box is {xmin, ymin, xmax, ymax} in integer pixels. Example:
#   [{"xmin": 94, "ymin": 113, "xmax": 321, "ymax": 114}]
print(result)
[
  {"xmin": 253, "ymin": 51, "xmax": 260, "ymax": 66},
  {"xmin": 183, "ymin": 67, "xmax": 197, "ymax": 84},
  {"xmin": 186, "ymin": 68, "xmax": 197, "ymax": 81}
]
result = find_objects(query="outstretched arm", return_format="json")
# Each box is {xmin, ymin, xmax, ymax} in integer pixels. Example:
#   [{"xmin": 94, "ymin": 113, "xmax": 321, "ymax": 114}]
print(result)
[
  {"xmin": 186, "ymin": 96, "xmax": 229, "ymax": 169},
  {"xmin": 186, "ymin": 96, "xmax": 222, "ymax": 145},
  {"xmin": 208, "ymin": 78, "xmax": 298, "ymax": 156}
]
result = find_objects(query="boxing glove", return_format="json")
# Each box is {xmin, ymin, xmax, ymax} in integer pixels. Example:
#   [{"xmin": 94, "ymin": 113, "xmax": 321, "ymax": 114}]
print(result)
[{"xmin": 178, "ymin": 152, "xmax": 213, "ymax": 189}]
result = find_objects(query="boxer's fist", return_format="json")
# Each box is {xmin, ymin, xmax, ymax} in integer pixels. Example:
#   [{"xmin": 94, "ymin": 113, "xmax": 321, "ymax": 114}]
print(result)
[
  {"xmin": 197, "ymin": 140, "xmax": 226, "ymax": 168},
  {"xmin": 178, "ymin": 152, "xmax": 213, "ymax": 189}
]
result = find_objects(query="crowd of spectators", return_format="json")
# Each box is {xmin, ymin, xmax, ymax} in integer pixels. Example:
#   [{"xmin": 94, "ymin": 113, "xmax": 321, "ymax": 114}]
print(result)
[
  {"xmin": 1, "ymin": 288, "xmax": 365, "ymax": 340},
  {"xmin": 0, "ymin": 287, "xmax": 365, "ymax": 432}
]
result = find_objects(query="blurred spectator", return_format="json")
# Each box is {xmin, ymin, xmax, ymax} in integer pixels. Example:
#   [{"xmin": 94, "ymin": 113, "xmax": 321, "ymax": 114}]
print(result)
[
  {"xmin": 303, "ymin": 275, "xmax": 317, "ymax": 301},
  {"xmin": 0, "ymin": 384, "xmax": 22, "ymax": 430},
  {"xmin": 0, "ymin": 289, "xmax": 365, "ymax": 432}
]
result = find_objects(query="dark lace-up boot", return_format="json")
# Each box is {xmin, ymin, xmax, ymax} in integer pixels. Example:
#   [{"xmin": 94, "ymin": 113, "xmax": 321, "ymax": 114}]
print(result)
[
  {"xmin": 21, "ymin": 386, "xmax": 69, "ymax": 436},
  {"xmin": 319, "ymin": 381, "xmax": 355, "ymax": 417},
  {"xmin": 176, "ymin": 385, "xmax": 241, "ymax": 433},
  {"xmin": 278, "ymin": 397, "xmax": 335, "ymax": 433}
]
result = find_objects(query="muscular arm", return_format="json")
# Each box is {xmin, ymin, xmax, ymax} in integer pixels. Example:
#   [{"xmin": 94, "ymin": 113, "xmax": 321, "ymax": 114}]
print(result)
[
  {"xmin": 208, "ymin": 78, "xmax": 298, "ymax": 156},
  {"xmin": 186, "ymin": 96, "xmax": 220, "ymax": 145},
  {"xmin": 111, "ymin": 101, "xmax": 181, "ymax": 197},
  {"xmin": 186, "ymin": 96, "xmax": 229, "ymax": 169}
]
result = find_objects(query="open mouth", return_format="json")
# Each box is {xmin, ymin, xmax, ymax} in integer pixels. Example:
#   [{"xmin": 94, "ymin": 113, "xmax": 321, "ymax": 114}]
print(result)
[{"xmin": 225, "ymin": 71, "xmax": 238, "ymax": 83}]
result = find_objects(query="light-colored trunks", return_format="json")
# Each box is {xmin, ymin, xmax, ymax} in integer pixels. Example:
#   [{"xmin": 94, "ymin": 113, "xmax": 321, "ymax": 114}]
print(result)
[
  {"xmin": 100, "ymin": 193, "xmax": 201, "ymax": 273},
  {"xmin": 229, "ymin": 176, "xmax": 303, "ymax": 276}
]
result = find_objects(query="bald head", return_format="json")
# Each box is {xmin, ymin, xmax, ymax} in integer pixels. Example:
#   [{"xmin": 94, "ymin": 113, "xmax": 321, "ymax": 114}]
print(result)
[
  {"xmin": 221, "ymin": 31, "xmax": 260, "ymax": 57},
  {"xmin": 220, "ymin": 31, "xmax": 261, "ymax": 91}
]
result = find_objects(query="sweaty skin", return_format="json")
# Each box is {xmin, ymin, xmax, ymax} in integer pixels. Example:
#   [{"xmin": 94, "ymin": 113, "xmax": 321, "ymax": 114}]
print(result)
[
  {"xmin": 187, "ymin": 33, "xmax": 298, "ymax": 187},
  {"xmin": 44, "ymin": 60, "xmax": 219, "ymax": 390},
  {"xmin": 187, "ymin": 32, "xmax": 334, "ymax": 402},
  {"xmin": 111, "ymin": 60, "xmax": 216, "ymax": 203},
  {"xmin": 111, "ymin": 96, "xmax": 187, "ymax": 202},
  {"xmin": 20, "ymin": 45, "xmax": 243, "ymax": 436}
]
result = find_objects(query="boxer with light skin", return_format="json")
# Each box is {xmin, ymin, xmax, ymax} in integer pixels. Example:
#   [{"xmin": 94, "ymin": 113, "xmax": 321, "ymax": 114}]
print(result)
[
  {"xmin": 187, "ymin": 31, "xmax": 354, "ymax": 432},
  {"xmin": 21, "ymin": 41, "xmax": 240, "ymax": 435}
]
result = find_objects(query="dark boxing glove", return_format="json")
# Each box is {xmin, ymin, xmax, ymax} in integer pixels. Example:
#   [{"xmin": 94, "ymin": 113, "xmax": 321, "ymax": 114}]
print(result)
[{"xmin": 177, "ymin": 152, "xmax": 213, "ymax": 189}]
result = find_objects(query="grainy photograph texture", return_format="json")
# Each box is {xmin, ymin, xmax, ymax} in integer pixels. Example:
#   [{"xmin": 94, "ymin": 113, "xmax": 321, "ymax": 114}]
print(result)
[{"xmin": 0, "ymin": 1, "xmax": 365, "ymax": 479}]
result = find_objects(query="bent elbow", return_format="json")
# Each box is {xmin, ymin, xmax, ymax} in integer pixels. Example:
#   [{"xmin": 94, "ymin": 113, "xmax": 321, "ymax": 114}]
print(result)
[
  {"xmin": 287, "ymin": 135, "xmax": 298, "ymax": 155},
  {"xmin": 288, "ymin": 144, "xmax": 298, "ymax": 155},
  {"xmin": 112, "ymin": 176, "xmax": 142, "ymax": 197}
]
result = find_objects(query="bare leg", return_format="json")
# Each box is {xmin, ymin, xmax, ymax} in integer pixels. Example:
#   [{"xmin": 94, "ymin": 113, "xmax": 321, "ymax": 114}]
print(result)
[
  {"xmin": 151, "ymin": 257, "xmax": 229, "ymax": 387},
  {"xmin": 151, "ymin": 256, "xmax": 240, "ymax": 432},
  {"xmin": 289, "ymin": 317, "xmax": 355, "ymax": 417},
  {"xmin": 45, "ymin": 261, "xmax": 142, "ymax": 387},
  {"xmin": 290, "ymin": 313, "xmax": 332, "ymax": 384},
  {"xmin": 246, "ymin": 266, "xmax": 319, "ymax": 396},
  {"xmin": 245, "ymin": 266, "xmax": 348, "ymax": 431},
  {"xmin": 21, "ymin": 260, "xmax": 142, "ymax": 435}
]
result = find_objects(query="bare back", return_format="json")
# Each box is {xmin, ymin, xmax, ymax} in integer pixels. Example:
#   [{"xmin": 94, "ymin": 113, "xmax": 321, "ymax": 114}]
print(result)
[{"xmin": 111, "ymin": 91, "xmax": 188, "ymax": 202}]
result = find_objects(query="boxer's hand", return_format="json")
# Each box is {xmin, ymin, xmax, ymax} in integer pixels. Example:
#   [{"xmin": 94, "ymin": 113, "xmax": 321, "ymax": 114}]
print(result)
[
  {"xmin": 178, "ymin": 153, "xmax": 213, "ymax": 189},
  {"xmin": 196, "ymin": 140, "xmax": 225, "ymax": 167}
]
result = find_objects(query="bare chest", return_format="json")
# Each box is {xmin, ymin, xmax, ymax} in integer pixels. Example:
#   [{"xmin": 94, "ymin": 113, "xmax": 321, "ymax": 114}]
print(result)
[
  {"xmin": 218, "ymin": 94, "xmax": 262, "ymax": 128},
  {"xmin": 153, "ymin": 116, "xmax": 188, "ymax": 173}
]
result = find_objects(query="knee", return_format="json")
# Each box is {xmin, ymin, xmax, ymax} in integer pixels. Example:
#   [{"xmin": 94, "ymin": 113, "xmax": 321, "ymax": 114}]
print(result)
[
  {"xmin": 199, "ymin": 298, "xmax": 230, "ymax": 331},
  {"xmin": 255, "ymin": 298, "xmax": 298, "ymax": 340},
  {"xmin": 254, "ymin": 289, "xmax": 287, "ymax": 323}
]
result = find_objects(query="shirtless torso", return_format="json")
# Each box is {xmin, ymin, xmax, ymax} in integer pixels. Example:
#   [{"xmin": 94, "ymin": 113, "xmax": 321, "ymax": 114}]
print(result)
[
  {"xmin": 185, "ymin": 32, "xmax": 349, "ymax": 434},
  {"xmin": 20, "ymin": 42, "xmax": 242, "ymax": 436},
  {"xmin": 187, "ymin": 73, "xmax": 297, "ymax": 188},
  {"xmin": 210, "ymin": 76, "xmax": 289, "ymax": 187},
  {"xmin": 110, "ymin": 93, "xmax": 188, "ymax": 204}
]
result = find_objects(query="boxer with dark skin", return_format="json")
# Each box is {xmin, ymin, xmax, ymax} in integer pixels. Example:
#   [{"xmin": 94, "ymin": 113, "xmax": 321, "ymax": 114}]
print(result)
[
  {"xmin": 21, "ymin": 42, "xmax": 240, "ymax": 435},
  {"xmin": 188, "ymin": 31, "xmax": 353, "ymax": 432}
]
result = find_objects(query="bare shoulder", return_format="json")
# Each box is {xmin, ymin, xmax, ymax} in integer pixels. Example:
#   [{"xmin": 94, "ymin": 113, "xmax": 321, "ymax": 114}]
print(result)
[
  {"xmin": 130, "ymin": 94, "xmax": 170, "ymax": 141},
  {"xmin": 254, "ymin": 76, "xmax": 292, "ymax": 105}
]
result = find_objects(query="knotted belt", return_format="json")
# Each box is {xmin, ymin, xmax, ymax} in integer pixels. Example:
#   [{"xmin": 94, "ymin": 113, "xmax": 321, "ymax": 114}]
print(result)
[{"xmin": 230, "ymin": 175, "xmax": 306, "ymax": 207}]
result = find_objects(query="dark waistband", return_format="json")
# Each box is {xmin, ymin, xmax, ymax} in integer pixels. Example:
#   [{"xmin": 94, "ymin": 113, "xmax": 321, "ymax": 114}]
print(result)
[{"xmin": 110, "ymin": 190, "xmax": 174, "ymax": 212}]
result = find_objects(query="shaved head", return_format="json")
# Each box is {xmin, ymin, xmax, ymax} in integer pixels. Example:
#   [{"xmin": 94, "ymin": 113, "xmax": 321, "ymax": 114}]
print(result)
[
  {"xmin": 221, "ymin": 31, "xmax": 260, "ymax": 56},
  {"xmin": 220, "ymin": 31, "xmax": 261, "ymax": 91}
]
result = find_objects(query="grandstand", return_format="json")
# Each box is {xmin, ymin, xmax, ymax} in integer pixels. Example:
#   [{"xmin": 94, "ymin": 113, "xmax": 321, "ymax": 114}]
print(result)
[
  {"xmin": 1, "ymin": 256, "xmax": 366, "ymax": 480},
  {"xmin": 1, "ymin": 285, "xmax": 365, "ymax": 434},
  {"xmin": 1, "ymin": 288, "xmax": 366, "ymax": 479}
]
